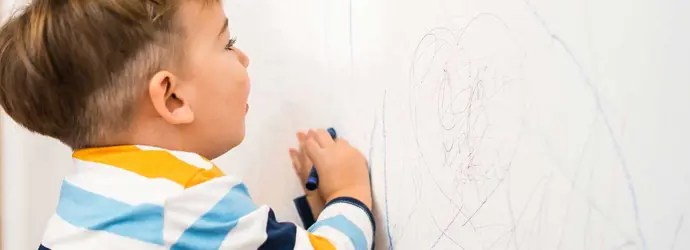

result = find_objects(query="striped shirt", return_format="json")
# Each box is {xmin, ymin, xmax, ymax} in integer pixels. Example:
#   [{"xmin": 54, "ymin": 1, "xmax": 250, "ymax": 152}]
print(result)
[{"xmin": 38, "ymin": 145, "xmax": 375, "ymax": 250}]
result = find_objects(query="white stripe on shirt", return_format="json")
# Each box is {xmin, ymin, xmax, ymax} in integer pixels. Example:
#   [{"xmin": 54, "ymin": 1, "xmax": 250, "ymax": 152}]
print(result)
[
  {"xmin": 312, "ymin": 226, "xmax": 356, "ymax": 250},
  {"xmin": 163, "ymin": 176, "xmax": 245, "ymax": 245},
  {"xmin": 42, "ymin": 215, "xmax": 165, "ymax": 250},
  {"xmin": 317, "ymin": 202, "xmax": 374, "ymax": 248},
  {"xmin": 218, "ymin": 206, "xmax": 270, "ymax": 249},
  {"xmin": 68, "ymin": 159, "xmax": 183, "ymax": 206},
  {"xmin": 294, "ymin": 227, "xmax": 316, "ymax": 250}
]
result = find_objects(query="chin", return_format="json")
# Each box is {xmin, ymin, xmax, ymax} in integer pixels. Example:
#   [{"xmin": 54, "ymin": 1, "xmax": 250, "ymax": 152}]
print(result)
[
  {"xmin": 230, "ymin": 133, "xmax": 246, "ymax": 149},
  {"xmin": 232, "ymin": 125, "xmax": 247, "ymax": 147},
  {"xmin": 205, "ymin": 122, "xmax": 246, "ymax": 158},
  {"xmin": 208, "ymin": 134, "xmax": 246, "ymax": 160}
]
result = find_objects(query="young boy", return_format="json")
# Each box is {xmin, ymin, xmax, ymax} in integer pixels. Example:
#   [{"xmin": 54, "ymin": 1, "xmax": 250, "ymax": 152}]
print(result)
[{"xmin": 0, "ymin": 0, "xmax": 374, "ymax": 249}]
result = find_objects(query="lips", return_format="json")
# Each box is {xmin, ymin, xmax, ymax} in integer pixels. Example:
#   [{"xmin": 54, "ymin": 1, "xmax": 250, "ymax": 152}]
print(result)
[{"xmin": 245, "ymin": 103, "xmax": 249, "ymax": 112}]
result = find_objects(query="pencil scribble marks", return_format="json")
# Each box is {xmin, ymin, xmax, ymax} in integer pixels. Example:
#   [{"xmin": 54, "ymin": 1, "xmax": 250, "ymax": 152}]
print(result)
[
  {"xmin": 378, "ymin": 2, "xmax": 660, "ymax": 249},
  {"xmin": 382, "ymin": 90, "xmax": 395, "ymax": 250},
  {"xmin": 410, "ymin": 13, "xmax": 523, "ymax": 211},
  {"xmin": 389, "ymin": 13, "xmax": 525, "ymax": 249},
  {"xmin": 522, "ymin": 2, "xmax": 646, "ymax": 248},
  {"xmin": 671, "ymin": 216, "xmax": 684, "ymax": 250}
]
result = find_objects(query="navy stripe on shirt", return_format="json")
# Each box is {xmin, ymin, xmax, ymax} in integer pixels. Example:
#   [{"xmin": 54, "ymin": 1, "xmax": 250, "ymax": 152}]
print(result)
[
  {"xmin": 38, "ymin": 244, "xmax": 52, "ymax": 250},
  {"xmin": 258, "ymin": 209, "xmax": 297, "ymax": 250}
]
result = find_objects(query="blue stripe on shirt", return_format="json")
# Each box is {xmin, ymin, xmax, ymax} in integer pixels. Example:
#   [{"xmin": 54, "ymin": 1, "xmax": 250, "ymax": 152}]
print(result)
[
  {"xmin": 170, "ymin": 183, "xmax": 257, "ymax": 250},
  {"xmin": 56, "ymin": 181, "xmax": 164, "ymax": 245},
  {"xmin": 309, "ymin": 215, "xmax": 368, "ymax": 250}
]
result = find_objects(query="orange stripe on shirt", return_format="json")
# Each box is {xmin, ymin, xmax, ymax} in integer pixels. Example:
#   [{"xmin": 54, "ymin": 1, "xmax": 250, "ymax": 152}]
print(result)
[
  {"xmin": 308, "ymin": 233, "xmax": 336, "ymax": 250},
  {"xmin": 73, "ymin": 146, "xmax": 225, "ymax": 188}
]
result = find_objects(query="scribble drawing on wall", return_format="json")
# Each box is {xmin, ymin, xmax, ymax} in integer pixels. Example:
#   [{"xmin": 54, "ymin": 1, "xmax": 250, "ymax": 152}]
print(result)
[{"xmin": 381, "ymin": 10, "xmax": 647, "ymax": 249}]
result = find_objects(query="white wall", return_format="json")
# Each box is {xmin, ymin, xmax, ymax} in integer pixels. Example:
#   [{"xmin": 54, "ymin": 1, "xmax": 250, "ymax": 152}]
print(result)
[{"xmin": 1, "ymin": 118, "xmax": 72, "ymax": 250}]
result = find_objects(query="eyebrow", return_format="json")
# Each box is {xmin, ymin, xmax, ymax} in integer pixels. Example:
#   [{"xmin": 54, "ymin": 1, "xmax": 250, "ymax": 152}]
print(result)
[{"xmin": 218, "ymin": 18, "xmax": 228, "ymax": 37}]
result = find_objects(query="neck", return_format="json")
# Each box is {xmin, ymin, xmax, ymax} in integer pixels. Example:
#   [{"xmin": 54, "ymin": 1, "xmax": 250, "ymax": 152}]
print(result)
[{"xmin": 103, "ymin": 114, "xmax": 189, "ymax": 153}]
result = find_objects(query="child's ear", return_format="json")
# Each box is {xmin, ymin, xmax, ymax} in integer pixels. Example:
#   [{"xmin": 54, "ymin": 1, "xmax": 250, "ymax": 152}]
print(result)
[{"xmin": 148, "ymin": 70, "xmax": 194, "ymax": 125}]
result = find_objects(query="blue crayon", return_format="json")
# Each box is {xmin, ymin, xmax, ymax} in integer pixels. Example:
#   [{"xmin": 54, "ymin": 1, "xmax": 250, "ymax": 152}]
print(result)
[{"xmin": 305, "ymin": 128, "xmax": 337, "ymax": 191}]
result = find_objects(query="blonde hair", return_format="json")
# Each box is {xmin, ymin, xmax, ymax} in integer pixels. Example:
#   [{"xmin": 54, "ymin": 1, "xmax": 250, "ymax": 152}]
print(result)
[{"xmin": 0, "ymin": 0, "xmax": 217, "ymax": 148}]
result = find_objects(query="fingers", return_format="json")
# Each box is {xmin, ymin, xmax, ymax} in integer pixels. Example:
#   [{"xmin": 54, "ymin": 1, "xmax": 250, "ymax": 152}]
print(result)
[
  {"xmin": 297, "ymin": 132, "xmax": 307, "ymax": 143},
  {"xmin": 335, "ymin": 137, "xmax": 350, "ymax": 146},
  {"xmin": 297, "ymin": 132, "xmax": 312, "ymax": 168},
  {"xmin": 289, "ymin": 148, "xmax": 301, "ymax": 173},
  {"xmin": 297, "ymin": 129, "xmax": 333, "ymax": 168},
  {"xmin": 308, "ymin": 129, "xmax": 335, "ymax": 148},
  {"xmin": 303, "ymin": 136, "xmax": 323, "ymax": 165},
  {"xmin": 297, "ymin": 132, "xmax": 308, "ymax": 153}
]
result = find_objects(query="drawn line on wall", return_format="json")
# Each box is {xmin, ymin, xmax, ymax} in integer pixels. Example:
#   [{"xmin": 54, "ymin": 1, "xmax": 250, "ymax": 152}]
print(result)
[
  {"xmin": 523, "ymin": 2, "xmax": 647, "ymax": 249},
  {"xmin": 382, "ymin": 90, "xmax": 394, "ymax": 250},
  {"xmin": 671, "ymin": 216, "xmax": 684, "ymax": 250}
]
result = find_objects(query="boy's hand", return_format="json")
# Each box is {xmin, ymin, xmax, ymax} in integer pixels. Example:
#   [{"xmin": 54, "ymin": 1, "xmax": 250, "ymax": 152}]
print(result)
[
  {"xmin": 303, "ymin": 129, "xmax": 372, "ymax": 210},
  {"xmin": 290, "ymin": 132, "xmax": 326, "ymax": 219}
]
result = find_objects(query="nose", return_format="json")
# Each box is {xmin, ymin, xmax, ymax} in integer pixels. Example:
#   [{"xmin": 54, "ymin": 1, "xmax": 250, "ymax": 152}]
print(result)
[{"xmin": 234, "ymin": 47, "xmax": 250, "ymax": 68}]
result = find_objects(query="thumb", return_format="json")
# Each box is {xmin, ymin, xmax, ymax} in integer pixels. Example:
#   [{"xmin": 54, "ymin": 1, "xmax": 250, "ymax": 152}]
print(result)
[{"xmin": 304, "ymin": 137, "xmax": 324, "ymax": 166}]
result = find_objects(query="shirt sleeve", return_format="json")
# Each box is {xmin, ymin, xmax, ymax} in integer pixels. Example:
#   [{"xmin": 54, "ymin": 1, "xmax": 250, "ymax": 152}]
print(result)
[
  {"xmin": 163, "ymin": 176, "xmax": 375, "ymax": 250},
  {"xmin": 262, "ymin": 197, "xmax": 376, "ymax": 250}
]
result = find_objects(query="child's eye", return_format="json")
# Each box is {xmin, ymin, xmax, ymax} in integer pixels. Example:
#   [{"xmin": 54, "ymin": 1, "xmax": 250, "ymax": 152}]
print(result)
[{"xmin": 225, "ymin": 37, "xmax": 237, "ymax": 50}]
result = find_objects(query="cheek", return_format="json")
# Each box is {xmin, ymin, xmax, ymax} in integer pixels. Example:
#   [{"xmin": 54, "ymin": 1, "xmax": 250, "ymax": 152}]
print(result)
[
  {"xmin": 205, "ymin": 54, "xmax": 249, "ymax": 117},
  {"xmin": 223, "ymin": 64, "xmax": 249, "ymax": 106},
  {"xmin": 219, "ymin": 74, "xmax": 249, "ymax": 121}
]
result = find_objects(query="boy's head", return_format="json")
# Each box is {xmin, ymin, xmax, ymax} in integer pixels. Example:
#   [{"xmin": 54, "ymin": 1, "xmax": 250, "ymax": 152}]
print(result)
[{"xmin": 0, "ymin": 0, "xmax": 250, "ymax": 159}]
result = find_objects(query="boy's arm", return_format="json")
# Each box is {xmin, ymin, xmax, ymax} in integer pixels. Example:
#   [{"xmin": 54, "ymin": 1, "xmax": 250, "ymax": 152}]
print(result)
[
  {"xmin": 263, "ymin": 196, "xmax": 374, "ymax": 250},
  {"xmin": 164, "ymin": 177, "xmax": 374, "ymax": 250}
]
